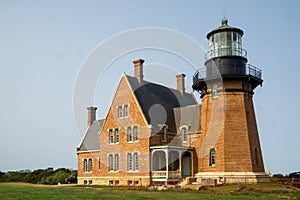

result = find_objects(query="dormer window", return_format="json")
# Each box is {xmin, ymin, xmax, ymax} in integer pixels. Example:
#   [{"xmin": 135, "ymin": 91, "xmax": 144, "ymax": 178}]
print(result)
[{"xmin": 181, "ymin": 127, "xmax": 187, "ymax": 142}]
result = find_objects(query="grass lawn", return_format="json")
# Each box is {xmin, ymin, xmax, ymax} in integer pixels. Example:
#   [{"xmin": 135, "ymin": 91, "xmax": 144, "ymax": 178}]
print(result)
[{"xmin": 0, "ymin": 182, "xmax": 299, "ymax": 200}]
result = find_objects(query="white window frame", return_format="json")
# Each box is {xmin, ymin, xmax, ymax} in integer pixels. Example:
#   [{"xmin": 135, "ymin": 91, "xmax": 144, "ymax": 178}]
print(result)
[
  {"xmin": 109, "ymin": 154, "xmax": 114, "ymax": 171},
  {"xmin": 210, "ymin": 148, "xmax": 216, "ymax": 166},
  {"xmin": 127, "ymin": 153, "xmax": 132, "ymax": 171},
  {"xmin": 133, "ymin": 126, "xmax": 138, "ymax": 142},
  {"xmin": 181, "ymin": 127, "xmax": 187, "ymax": 143},
  {"xmin": 133, "ymin": 152, "xmax": 139, "ymax": 171},
  {"xmin": 212, "ymin": 84, "xmax": 218, "ymax": 98},
  {"xmin": 88, "ymin": 158, "xmax": 93, "ymax": 172},
  {"xmin": 115, "ymin": 128, "xmax": 119, "ymax": 143},
  {"xmin": 83, "ymin": 159, "xmax": 88, "ymax": 173},
  {"xmin": 124, "ymin": 105, "xmax": 129, "ymax": 117},
  {"xmin": 127, "ymin": 127, "xmax": 132, "ymax": 143},
  {"xmin": 109, "ymin": 129, "xmax": 114, "ymax": 144},
  {"xmin": 117, "ymin": 106, "xmax": 123, "ymax": 118},
  {"xmin": 114, "ymin": 154, "xmax": 119, "ymax": 171}
]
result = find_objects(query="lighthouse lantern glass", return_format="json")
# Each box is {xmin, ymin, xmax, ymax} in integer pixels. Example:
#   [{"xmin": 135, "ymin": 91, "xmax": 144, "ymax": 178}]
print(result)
[{"xmin": 208, "ymin": 31, "xmax": 242, "ymax": 58}]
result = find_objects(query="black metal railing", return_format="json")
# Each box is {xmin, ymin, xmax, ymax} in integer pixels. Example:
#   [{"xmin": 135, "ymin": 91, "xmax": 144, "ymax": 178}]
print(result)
[
  {"xmin": 205, "ymin": 47, "xmax": 247, "ymax": 60},
  {"xmin": 193, "ymin": 64, "xmax": 262, "ymax": 82}
]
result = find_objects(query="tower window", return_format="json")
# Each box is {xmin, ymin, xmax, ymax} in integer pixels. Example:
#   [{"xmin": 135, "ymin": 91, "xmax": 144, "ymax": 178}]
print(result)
[
  {"xmin": 209, "ymin": 148, "xmax": 216, "ymax": 166},
  {"xmin": 118, "ymin": 106, "xmax": 122, "ymax": 118},
  {"xmin": 212, "ymin": 84, "xmax": 218, "ymax": 98},
  {"xmin": 254, "ymin": 148, "xmax": 259, "ymax": 166}
]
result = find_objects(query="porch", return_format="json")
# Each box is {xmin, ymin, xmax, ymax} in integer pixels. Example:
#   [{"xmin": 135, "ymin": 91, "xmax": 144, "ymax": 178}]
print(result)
[{"xmin": 150, "ymin": 146, "xmax": 194, "ymax": 182}]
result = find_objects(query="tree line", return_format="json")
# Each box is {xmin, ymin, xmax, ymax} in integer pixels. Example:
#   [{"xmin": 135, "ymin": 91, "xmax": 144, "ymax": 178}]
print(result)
[{"xmin": 0, "ymin": 168, "xmax": 77, "ymax": 185}]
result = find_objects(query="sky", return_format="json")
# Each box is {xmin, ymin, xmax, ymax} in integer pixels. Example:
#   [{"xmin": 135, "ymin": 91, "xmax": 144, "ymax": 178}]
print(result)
[{"xmin": 0, "ymin": 0, "xmax": 299, "ymax": 175}]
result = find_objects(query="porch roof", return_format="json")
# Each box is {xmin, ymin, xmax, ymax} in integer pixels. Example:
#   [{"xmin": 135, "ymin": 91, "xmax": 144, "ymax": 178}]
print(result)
[{"xmin": 150, "ymin": 145, "xmax": 194, "ymax": 151}]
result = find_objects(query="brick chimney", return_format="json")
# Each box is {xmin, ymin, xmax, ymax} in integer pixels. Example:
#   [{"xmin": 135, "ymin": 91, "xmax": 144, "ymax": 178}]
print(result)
[
  {"xmin": 133, "ymin": 59, "xmax": 144, "ymax": 84},
  {"xmin": 87, "ymin": 106, "xmax": 97, "ymax": 127},
  {"xmin": 176, "ymin": 74, "xmax": 186, "ymax": 95}
]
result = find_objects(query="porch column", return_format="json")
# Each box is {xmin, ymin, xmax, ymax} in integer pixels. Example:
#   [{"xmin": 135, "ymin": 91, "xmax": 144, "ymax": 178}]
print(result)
[
  {"xmin": 165, "ymin": 149, "xmax": 169, "ymax": 180},
  {"xmin": 191, "ymin": 151, "xmax": 194, "ymax": 177},
  {"xmin": 179, "ymin": 150, "xmax": 182, "ymax": 173}
]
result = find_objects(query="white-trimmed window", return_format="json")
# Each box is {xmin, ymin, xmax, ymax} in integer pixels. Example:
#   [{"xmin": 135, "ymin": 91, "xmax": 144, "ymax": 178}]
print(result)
[
  {"xmin": 109, "ymin": 129, "xmax": 114, "ymax": 144},
  {"xmin": 181, "ymin": 127, "xmax": 187, "ymax": 142},
  {"xmin": 133, "ymin": 153, "xmax": 139, "ymax": 171},
  {"xmin": 162, "ymin": 126, "xmax": 167, "ymax": 142},
  {"xmin": 209, "ymin": 148, "xmax": 216, "ymax": 166},
  {"xmin": 127, "ymin": 153, "xmax": 132, "ymax": 171},
  {"xmin": 109, "ymin": 154, "xmax": 113, "ymax": 171},
  {"xmin": 83, "ymin": 159, "xmax": 88, "ymax": 172},
  {"xmin": 118, "ymin": 106, "xmax": 122, "ymax": 118},
  {"xmin": 212, "ymin": 84, "xmax": 218, "ymax": 98},
  {"xmin": 133, "ymin": 126, "xmax": 138, "ymax": 141},
  {"xmin": 124, "ymin": 105, "xmax": 129, "ymax": 117},
  {"xmin": 114, "ymin": 154, "xmax": 119, "ymax": 171},
  {"xmin": 88, "ymin": 158, "xmax": 92, "ymax": 172},
  {"xmin": 115, "ymin": 129, "xmax": 119, "ymax": 143},
  {"xmin": 127, "ymin": 127, "xmax": 132, "ymax": 142}
]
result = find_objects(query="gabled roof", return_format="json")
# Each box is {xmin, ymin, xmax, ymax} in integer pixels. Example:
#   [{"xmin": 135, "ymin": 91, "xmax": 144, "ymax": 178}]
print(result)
[
  {"xmin": 126, "ymin": 75, "xmax": 197, "ymax": 133},
  {"xmin": 77, "ymin": 119, "xmax": 104, "ymax": 152},
  {"xmin": 174, "ymin": 104, "xmax": 201, "ymax": 133}
]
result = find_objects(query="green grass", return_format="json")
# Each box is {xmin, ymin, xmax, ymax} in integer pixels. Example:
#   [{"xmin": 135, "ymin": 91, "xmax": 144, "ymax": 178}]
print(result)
[{"xmin": 0, "ymin": 182, "xmax": 300, "ymax": 200}]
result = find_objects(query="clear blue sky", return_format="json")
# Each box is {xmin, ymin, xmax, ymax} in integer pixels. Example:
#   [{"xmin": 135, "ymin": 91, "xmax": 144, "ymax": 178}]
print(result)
[{"xmin": 0, "ymin": 0, "xmax": 299, "ymax": 175}]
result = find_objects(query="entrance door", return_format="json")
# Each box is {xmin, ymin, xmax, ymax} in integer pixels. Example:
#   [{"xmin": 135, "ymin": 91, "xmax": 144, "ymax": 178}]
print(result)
[{"xmin": 182, "ymin": 153, "xmax": 190, "ymax": 177}]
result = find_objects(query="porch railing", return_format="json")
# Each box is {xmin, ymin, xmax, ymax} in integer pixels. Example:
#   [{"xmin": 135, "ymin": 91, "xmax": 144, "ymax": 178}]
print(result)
[{"xmin": 152, "ymin": 171, "xmax": 182, "ymax": 180}]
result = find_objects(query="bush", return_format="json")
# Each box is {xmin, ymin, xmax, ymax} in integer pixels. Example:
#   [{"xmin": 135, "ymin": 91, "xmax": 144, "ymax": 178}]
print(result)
[{"xmin": 0, "ymin": 168, "xmax": 76, "ymax": 185}]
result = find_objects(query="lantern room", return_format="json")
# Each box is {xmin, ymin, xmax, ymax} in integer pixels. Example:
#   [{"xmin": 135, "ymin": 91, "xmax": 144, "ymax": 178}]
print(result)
[{"xmin": 206, "ymin": 18, "xmax": 246, "ymax": 60}]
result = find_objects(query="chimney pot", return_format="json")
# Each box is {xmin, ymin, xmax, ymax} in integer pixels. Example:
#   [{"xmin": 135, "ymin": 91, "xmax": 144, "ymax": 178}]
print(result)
[
  {"xmin": 133, "ymin": 59, "xmax": 144, "ymax": 84},
  {"xmin": 176, "ymin": 74, "xmax": 186, "ymax": 95},
  {"xmin": 87, "ymin": 106, "xmax": 97, "ymax": 127}
]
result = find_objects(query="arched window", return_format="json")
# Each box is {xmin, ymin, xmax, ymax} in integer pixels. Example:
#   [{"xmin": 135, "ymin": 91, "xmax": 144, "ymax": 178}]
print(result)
[
  {"xmin": 181, "ymin": 127, "xmax": 187, "ymax": 142},
  {"xmin": 209, "ymin": 148, "xmax": 216, "ymax": 166}
]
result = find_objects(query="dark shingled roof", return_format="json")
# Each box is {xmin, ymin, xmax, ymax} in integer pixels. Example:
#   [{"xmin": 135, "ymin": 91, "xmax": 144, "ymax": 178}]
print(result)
[
  {"xmin": 174, "ymin": 104, "xmax": 201, "ymax": 133},
  {"xmin": 77, "ymin": 119, "xmax": 104, "ymax": 151},
  {"xmin": 126, "ymin": 75, "xmax": 197, "ymax": 133}
]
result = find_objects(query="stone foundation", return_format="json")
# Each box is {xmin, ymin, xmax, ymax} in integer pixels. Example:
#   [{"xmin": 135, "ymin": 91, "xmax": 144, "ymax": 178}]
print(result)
[
  {"xmin": 195, "ymin": 172, "xmax": 270, "ymax": 184},
  {"xmin": 78, "ymin": 176, "xmax": 151, "ymax": 186}
]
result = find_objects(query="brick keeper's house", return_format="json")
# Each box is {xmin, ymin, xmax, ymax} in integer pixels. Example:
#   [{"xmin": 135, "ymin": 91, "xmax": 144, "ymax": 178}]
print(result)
[{"xmin": 76, "ymin": 19, "xmax": 269, "ymax": 186}]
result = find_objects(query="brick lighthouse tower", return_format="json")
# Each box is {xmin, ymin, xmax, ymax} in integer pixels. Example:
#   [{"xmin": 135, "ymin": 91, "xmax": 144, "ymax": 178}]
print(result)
[{"xmin": 192, "ymin": 18, "xmax": 269, "ymax": 183}]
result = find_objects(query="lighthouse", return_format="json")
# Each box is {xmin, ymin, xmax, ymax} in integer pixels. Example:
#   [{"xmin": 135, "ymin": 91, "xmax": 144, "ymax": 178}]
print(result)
[{"xmin": 192, "ymin": 18, "xmax": 269, "ymax": 183}]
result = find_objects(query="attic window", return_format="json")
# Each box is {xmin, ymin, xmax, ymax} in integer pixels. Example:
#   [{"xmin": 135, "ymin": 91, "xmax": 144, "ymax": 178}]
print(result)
[
  {"xmin": 181, "ymin": 127, "xmax": 187, "ymax": 142},
  {"xmin": 118, "ymin": 106, "xmax": 122, "ymax": 118},
  {"xmin": 124, "ymin": 105, "xmax": 129, "ymax": 117}
]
